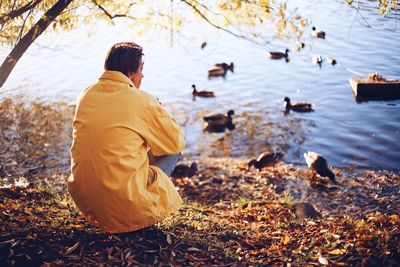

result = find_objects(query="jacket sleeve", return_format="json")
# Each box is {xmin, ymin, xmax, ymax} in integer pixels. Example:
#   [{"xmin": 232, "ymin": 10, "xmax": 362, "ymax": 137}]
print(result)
[{"xmin": 140, "ymin": 95, "xmax": 185, "ymax": 156}]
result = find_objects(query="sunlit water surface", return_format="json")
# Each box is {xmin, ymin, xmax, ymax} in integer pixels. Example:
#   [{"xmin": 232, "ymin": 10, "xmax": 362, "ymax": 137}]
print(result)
[{"xmin": 1, "ymin": 0, "xmax": 399, "ymax": 170}]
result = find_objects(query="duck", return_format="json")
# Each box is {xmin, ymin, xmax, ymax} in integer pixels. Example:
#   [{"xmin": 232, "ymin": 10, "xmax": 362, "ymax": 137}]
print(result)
[
  {"xmin": 269, "ymin": 49, "xmax": 289, "ymax": 60},
  {"xmin": 215, "ymin": 62, "xmax": 234, "ymax": 72},
  {"xmin": 312, "ymin": 54, "xmax": 323, "ymax": 67},
  {"xmin": 203, "ymin": 110, "xmax": 234, "ymax": 123},
  {"xmin": 171, "ymin": 162, "xmax": 198, "ymax": 178},
  {"xmin": 284, "ymin": 97, "xmax": 314, "ymax": 113},
  {"xmin": 207, "ymin": 62, "xmax": 234, "ymax": 78},
  {"xmin": 208, "ymin": 67, "xmax": 227, "ymax": 78},
  {"xmin": 293, "ymin": 42, "xmax": 305, "ymax": 52},
  {"xmin": 311, "ymin": 26, "xmax": 325, "ymax": 39},
  {"xmin": 247, "ymin": 152, "xmax": 284, "ymax": 170},
  {"xmin": 326, "ymin": 56, "xmax": 337, "ymax": 65},
  {"xmin": 192, "ymin": 84, "xmax": 215, "ymax": 97},
  {"xmin": 204, "ymin": 120, "xmax": 235, "ymax": 133},
  {"xmin": 290, "ymin": 202, "xmax": 321, "ymax": 219},
  {"xmin": 304, "ymin": 151, "xmax": 335, "ymax": 183}
]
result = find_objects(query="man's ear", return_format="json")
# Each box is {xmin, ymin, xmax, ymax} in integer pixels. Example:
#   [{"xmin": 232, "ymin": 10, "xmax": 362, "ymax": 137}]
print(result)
[{"xmin": 127, "ymin": 72, "xmax": 133, "ymax": 79}]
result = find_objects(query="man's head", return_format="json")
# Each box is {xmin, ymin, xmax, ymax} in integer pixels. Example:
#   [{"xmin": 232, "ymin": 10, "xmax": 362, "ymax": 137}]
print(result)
[{"xmin": 104, "ymin": 42, "xmax": 144, "ymax": 88}]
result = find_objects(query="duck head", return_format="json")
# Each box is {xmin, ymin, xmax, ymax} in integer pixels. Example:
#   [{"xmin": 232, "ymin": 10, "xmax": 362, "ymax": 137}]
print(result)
[
  {"xmin": 228, "ymin": 62, "xmax": 235, "ymax": 72},
  {"xmin": 227, "ymin": 110, "xmax": 235, "ymax": 116},
  {"xmin": 190, "ymin": 162, "xmax": 198, "ymax": 172},
  {"xmin": 283, "ymin": 97, "xmax": 291, "ymax": 109},
  {"xmin": 247, "ymin": 159, "xmax": 257, "ymax": 170},
  {"xmin": 192, "ymin": 84, "xmax": 197, "ymax": 94}
]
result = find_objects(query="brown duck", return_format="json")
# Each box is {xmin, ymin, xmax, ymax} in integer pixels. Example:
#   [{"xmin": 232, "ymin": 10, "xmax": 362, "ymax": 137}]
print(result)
[
  {"xmin": 311, "ymin": 26, "xmax": 326, "ymax": 39},
  {"xmin": 204, "ymin": 119, "xmax": 235, "ymax": 133},
  {"xmin": 247, "ymin": 152, "xmax": 284, "ymax": 170},
  {"xmin": 284, "ymin": 97, "xmax": 314, "ymax": 113},
  {"xmin": 290, "ymin": 202, "xmax": 321, "ymax": 219},
  {"xmin": 171, "ymin": 162, "xmax": 198, "ymax": 178},
  {"xmin": 208, "ymin": 62, "xmax": 234, "ymax": 77},
  {"xmin": 304, "ymin": 151, "xmax": 335, "ymax": 183},
  {"xmin": 269, "ymin": 49, "xmax": 289, "ymax": 60},
  {"xmin": 192, "ymin": 84, "xmax": 215, "ymax": 97},
  {"xmin": 215, "ymin": 62, "xmax": 234, "ymax": 72},
  {"xmin": 203, "ymin": 110, "xmax": 234, "ymax": 123}
]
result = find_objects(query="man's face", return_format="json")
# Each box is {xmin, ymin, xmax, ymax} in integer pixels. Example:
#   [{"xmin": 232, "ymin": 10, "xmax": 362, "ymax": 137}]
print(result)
[{"xmin": 129, "ymin": 59, "xmax": 144, "ymax": 89}]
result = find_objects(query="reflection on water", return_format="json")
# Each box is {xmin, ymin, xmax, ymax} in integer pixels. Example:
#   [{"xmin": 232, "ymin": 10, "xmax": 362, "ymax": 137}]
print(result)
[{"xmin": 0, "ymin": 0, "xmax": 399, "ymax": 170}]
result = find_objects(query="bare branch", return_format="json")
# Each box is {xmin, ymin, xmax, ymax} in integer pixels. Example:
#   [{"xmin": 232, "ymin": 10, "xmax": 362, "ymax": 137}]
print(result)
[
  {"xmin": 180, "ymin": 0, "xmax": 263, "ymax": 45},
  {"xmin": 91, "ymin": 0, "xmax": 135, "ymax": 21},
  {"xmin": 17, "ymin": 8, "xmax": 34, "ymax": 43}
]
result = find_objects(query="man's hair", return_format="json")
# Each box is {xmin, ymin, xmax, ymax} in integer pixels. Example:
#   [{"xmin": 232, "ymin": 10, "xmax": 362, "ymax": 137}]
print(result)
[{"xmin": 104, "ymin": 42, "xmax": 144, "ymax": 76}]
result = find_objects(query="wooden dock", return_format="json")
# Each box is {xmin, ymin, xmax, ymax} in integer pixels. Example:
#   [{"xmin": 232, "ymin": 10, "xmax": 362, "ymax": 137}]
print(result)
[{"xmin": 349, "ymin": 77, "xmax": 400, "ymax": 101}]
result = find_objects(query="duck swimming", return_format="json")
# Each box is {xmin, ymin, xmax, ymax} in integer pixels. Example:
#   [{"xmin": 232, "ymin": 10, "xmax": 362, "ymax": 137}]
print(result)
[
  {"xmin": 326, "ymin": 56, "xmax": 337, "ymax": 65},
  {"xmin": 208, "ymin": 62, "xmax": 234, "ymax": 78},
  {"xmin": 269, "ymin": 49, "xmax": 289, "ymax": 60},
  {"xmin": 311, "ymin": 26, "xmax": 326, "ymax": 39},
  {"xmin": 203, "ymin": 110, "xmax": 234, "ymax": 123},
  {"xmin": 284, "ymin": 97, "xmax": 314, "ymax": 113},
  {"xmin": 208, "ymin": 68, "xmax": 227, "ymax": 78},
  {"xmin": 247, "ymin": 152, "xmax": 284, "ymax": 170},
  {"xmin": 204, "ymin": 120, "xmax": 235, "ymax": 133},
  {"xmin": 312, "ymin": 54, "xmax": 323, "ymax": 67},
  {"xmin": 192, "ymin": 84, "xmax": 215, "ymax": 97},
  {"xmin": 304, "ymin": 151, "xmax": 335, "ymax": 183},
  {"xmin": 215, "ymin": 62, "xmax": 234, "ymax": 72}
]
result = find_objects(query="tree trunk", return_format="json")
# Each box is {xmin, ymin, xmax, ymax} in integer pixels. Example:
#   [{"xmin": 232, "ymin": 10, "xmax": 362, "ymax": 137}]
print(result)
[{"xmin": 0, "ymin": 0, "xmax": 74, "ymax": 88}]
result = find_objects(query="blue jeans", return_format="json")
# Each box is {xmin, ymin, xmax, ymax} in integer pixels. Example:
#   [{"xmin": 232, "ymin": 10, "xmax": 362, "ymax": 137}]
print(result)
[{"xmin": 147, "ymin": 150, "xmax": 182, "ymax": 177}]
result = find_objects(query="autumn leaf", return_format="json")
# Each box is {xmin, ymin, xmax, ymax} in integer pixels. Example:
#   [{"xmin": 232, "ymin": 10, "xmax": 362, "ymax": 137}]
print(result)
[
  {"xmin": 282, "ymin": 235, "xmax": 290, "ymax": 245},
  {"xmin": 329, "ymin": 249, "xmax": 346, "ymax": 255}
]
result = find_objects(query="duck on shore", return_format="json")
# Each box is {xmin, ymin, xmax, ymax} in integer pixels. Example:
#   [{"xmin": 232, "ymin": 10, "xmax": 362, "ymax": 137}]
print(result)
[
  {"xmin": 192, "ymin": 84, "xmax": 215, "ymax": 98},
  {"xmin": 247, "ymin": 152, "xmax": 284, "ymax": 170},
  {"xmin": 284, "ymin": 97, "xmax": 314, "ymax": 113},
  {"xmin": 171, "ymin": 162, "xmax": 198, "ymax": 178},
  {"xmin": 290, "ymin": 202, "xmax": 321, "ymax": 219},
  {"xmin": 304, "ymin": 151, "xmax": 335, "ymax": 183}
]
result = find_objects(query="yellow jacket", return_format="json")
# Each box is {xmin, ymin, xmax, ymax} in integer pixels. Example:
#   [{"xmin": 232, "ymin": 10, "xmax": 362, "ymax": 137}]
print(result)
[{"xmin": 68, "ymin": 71, "xmax": 184, "ymax": 233}]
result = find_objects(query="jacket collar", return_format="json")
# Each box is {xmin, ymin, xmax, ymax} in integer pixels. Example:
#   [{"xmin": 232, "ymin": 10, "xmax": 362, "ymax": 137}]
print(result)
[{"xmin": 99, "ymin": 70, "xmax": 136, "ymax": 88}]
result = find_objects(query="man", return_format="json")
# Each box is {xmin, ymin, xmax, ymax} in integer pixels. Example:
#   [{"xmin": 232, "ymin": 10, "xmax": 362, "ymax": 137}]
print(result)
[{"xmin": 67, "ymin": 42, "xmax": 185, "ymax": 233}]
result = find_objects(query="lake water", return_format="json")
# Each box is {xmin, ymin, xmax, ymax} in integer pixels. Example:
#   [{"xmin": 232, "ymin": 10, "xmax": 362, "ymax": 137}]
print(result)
[{"xmin": 1, "ymin": 0, "xmax": 399, "ymax": 170}]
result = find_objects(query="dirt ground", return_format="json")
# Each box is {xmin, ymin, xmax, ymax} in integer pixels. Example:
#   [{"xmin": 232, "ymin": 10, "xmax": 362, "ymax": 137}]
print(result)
[{"xmin": 1, "ymin": 97, "xmax": 399, "ymax": 266}]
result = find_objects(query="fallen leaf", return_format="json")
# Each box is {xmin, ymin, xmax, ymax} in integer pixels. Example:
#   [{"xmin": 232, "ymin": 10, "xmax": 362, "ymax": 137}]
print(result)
[
  {"xmin": 282, "ymin": 235, "xmax": 290, "ymax": 245},
  {"xmin": 187, "ymin": 247, "xmax": 201, "ymax": 252},
  {"xmin": 63, "ymin": 242, "xmax": 79, "ymax": 255},
  {"xmin": 318, "ymin": 255, "xmax": 329, "ymax": 265},
  {"xmin": 329, "ymin": 249, "xmax": 346, "ymax": 255},
  {"xmin": 166, "ymin": 234, "xmax": 172, "ymax": 245}
]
